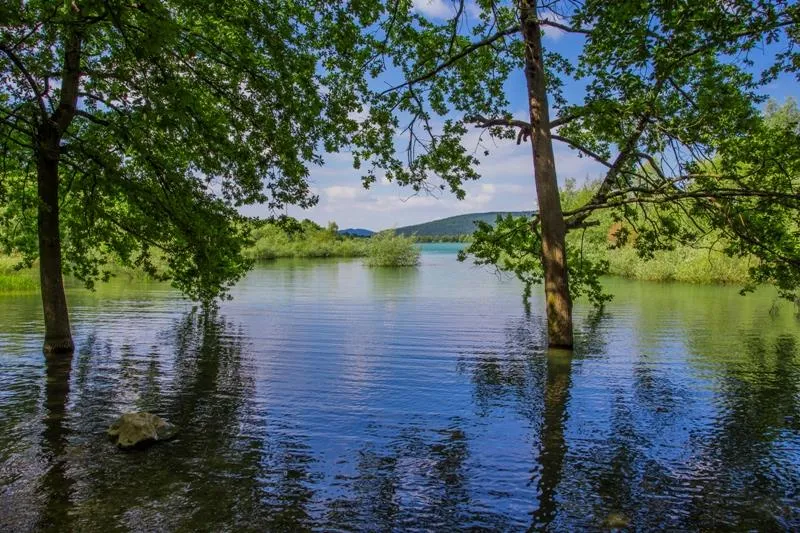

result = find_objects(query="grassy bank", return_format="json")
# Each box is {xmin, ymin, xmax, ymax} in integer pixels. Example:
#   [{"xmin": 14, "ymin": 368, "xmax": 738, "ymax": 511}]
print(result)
[
  {"xmin": 559, "ymin": 179, "xmax": 754, "ymax": 285},
  {"xmin": 0, "ymin": 256, "xmax": 38, "ymax": 293},
  {"xmin": 0, "ymin": 255, "xmax": 167, "ymax": 294},
  {"xmin": 0, "ymin": 221, "xmax": 421, "ymax": 295},
  {"xmin": 1, "ymin": 208, "xmax": 753, "ymax": 296},
  {"xmin": 604, "ymin": 246, "xmax": 751, "ymax": 284}
]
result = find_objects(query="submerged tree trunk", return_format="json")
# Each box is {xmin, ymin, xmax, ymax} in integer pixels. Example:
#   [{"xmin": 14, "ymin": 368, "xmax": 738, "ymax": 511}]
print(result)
[
  {"xmin": 520, "ymin": 1, "xmax": 573, "ymax": 348},
  {"xmin": 36, "ymin": 125, "xmax": 73, "ymax": 354}
]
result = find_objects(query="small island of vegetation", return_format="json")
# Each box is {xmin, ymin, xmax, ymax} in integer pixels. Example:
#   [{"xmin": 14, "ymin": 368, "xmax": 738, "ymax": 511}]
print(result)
[{"xmin": 246, "ymin": 218, "xmax": 419, "ymax": 266}]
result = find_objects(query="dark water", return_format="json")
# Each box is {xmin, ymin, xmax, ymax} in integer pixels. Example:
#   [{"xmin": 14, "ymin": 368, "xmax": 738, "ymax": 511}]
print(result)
[{"xmin": 1, "ymin": 245, "xmax": 800, "ymax": 531}]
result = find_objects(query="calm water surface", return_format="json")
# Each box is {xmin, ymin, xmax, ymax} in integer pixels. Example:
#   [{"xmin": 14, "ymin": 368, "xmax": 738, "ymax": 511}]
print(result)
[{"xmin": 1, "ymin": 244, "xmax": 800, "ymax": 531}]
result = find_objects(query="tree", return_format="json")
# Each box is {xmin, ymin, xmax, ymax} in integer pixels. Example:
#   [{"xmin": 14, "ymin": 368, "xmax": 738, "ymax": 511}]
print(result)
[
  {"xmin": 1, "ymin": 1, "xmax": 378, "ymax": 353},
  {"xmin": 351, "ymin": 0, "xmax": 800, "ymax": 347}
]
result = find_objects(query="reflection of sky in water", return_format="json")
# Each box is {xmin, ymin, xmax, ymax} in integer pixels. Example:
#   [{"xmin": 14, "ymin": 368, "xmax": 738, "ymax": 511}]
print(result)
[{"xmin": 0, "ymin": 251, "xmax": 799, "ymax": 530}]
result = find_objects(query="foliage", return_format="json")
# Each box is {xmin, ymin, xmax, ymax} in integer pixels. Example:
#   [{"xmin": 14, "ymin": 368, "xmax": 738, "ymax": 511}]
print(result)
[
  {"xmin": 245, "ymin": 219, "xmax": 420, "ymax": 266},
  {"xmin": 365, "ymin": 231, "xmax": 420, "ymax": 267},
  {"xmin": 355, "ymin": 2, "xmax": 800, "ymax": 309},
  {"xmin": 461, "ymin": 212, "xmax": 612, "ymax": 308},
  {"xmin": 1, "ymin": 0, "xmax": 379, "ymax": 303},
  {"xmin": 462, "ymin": 162, "xmax": 784, "ymax": 304},
  {"xmin": 246, "ymin": 219, "xmax": 370, "ymax": 260},
  {"xmin": 0, "ymin": 255, "xmax": 38, "ymax": 292},
  {"xmin": 605, "ymin": 247, "xmax": 750, "ymax": 284}
]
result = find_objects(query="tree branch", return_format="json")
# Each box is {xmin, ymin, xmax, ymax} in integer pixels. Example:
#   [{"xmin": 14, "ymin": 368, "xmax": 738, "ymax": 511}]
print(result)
[
  {"xmin": 468, "ymin": 114, "xmax": 531, "ymax": 144},
  {"xmin": 75, "ymin": 110, "xmax": 110, "ymax": 126},
  {"xmin": 380, "ymin": 25, "xmax": 520, "ymax": 95},
  {"xmin": 538, "ymin": 18, "xmax": 591, "ymax": 35},
  {"xmin": 564, "ymin": 186, "xmax": 800, "ymax": 219},
  {"xmin": 0, "ymin": 43, "xmax": 48, "ymax": 119},
  {"xmin": 548, "ymin": 112, "xmax": 581, "ymax": 129},
  {"xmin": 551, "ymin": 134, "xmax": 613, "ymax": 168},
  {"xmin": 52, "ymin": 28, "xmax": 83, "ymax": 132}
]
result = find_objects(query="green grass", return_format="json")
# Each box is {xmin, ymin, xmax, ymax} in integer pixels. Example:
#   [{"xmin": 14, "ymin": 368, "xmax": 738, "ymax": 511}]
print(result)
[
  {"xmin": 1, "ymin": 222, "xmax": 421, "ymax": 296},
  {"xmin": 605, "ymin": 246, "xmax": 751, "ymax": 284},
  {"xmin": 0, "ymin": 254, "xmax": 170, "ymax": 294},
  {"xmin": 0, "ymin": 256, "xmax": 39, "ymax": 293}
]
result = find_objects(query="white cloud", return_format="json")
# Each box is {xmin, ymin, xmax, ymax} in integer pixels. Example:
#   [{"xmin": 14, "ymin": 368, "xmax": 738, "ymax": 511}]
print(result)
[
  {"xmin": 324, "ymin": 185, "xmax": 370, "ymax": 201},
  {"xmin": 413, "ymin": 0, "xmax": 456, "ymax": 19}
]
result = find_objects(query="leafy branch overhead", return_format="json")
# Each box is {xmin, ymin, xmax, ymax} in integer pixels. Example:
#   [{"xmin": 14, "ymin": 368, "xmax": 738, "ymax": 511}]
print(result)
[
  {"xmin": 354, "ymin": 0, "xmax": 800, "ymax": 306},
  {"xmin": 1, "ymin": 0, "xmax": 380, "ymax": 303}
]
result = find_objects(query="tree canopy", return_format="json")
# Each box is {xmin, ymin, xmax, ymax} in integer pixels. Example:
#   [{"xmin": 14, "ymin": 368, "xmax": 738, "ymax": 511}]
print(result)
[
  {"xmin": 1, "ymin": 0, "xmax": 379, "ymax": 302},
  {"xmin": 351, "ymin": 0, "xmax": 800, "ymax": 309}
]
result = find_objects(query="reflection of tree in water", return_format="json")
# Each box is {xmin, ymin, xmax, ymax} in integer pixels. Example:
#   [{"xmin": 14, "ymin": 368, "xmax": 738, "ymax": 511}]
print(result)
[
  {"xmin": 28, "ymin": 309, "xmax": 319, "ymax": 531},
  {"xmin": 543, "ymin": 329, "xmax": 800, "ymax": 529},
  {"xmin": 529, "ymin": 349, "xmax": 573, "ymax": 531},
  {"xmin": 457, "ymin": 312, "xmax": 609, "ymax": 530},
  {"xmin": 38, "ymin": 354, "xmax": 75, "ymax": 532},
  {"xmin": 456, "ymin": 311, "xmax": 721, "ymax": 530},
  {"xmin": 680, "ymin": 334, "xmax": 800, "ymax": 529},
  {"xmin": 368, "ymin": 266, "xmax": 420, "ymax": 300},
  {"xmin": 0, "ymin": 351, "xmax": 76, "ymax": 532},
  {"xmin": 324, "ymin": 423, "xmax": 482, "ymax": 530},
  {"xmin": 7, "ymin": 302, "xmax": 798, "ymax": 530}
]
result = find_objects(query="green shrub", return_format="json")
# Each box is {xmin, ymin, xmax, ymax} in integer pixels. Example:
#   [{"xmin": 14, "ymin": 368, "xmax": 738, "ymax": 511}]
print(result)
[
  {"xmin": 365, "ymin": 231, "xmax": 420, "ymax": 267},
  {"xmin": 244, "ymin": 219, "xmax": 370, "ymax": 260}
]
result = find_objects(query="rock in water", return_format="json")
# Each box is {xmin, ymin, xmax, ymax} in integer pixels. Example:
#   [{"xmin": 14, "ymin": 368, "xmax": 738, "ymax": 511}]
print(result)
[{"xmin": 107, "ymin": 412, "xmax": 177, "ymax": 449}]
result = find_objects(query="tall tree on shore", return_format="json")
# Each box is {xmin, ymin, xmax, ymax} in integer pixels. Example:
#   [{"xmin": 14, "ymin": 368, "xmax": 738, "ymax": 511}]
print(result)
[
  {"xmin": 1, "ymin": 1, "xmax": 378, "ymax": 353},
  {"xmin": 353, "ymin": 0, "xmax": 799, "ymax": 347}
]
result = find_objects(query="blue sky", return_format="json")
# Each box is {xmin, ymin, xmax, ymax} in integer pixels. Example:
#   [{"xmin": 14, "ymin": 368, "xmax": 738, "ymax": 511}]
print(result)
[{"xmin": 248, "ymin": 0, "xmax": 798, "ymax": 231}]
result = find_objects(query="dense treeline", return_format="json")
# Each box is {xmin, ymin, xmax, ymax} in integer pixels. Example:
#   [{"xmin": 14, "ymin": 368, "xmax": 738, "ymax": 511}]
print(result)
[
  {"xmin": 225, "ymin": 218, "xmax": 421, "ymax": 266},
  {"xmin": 246, "ymin": 220, "xmax": 369, "ymax": 260}
]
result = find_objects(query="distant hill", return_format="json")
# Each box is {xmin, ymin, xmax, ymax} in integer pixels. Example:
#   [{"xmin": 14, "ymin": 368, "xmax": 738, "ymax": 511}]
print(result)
[
  {"xmin": 393, "ymin": 211, "xmax": 534, "ymax": 237},
  {"xmin": 338, "ymin": 228, "xmax": 375, "ymax": 237}
]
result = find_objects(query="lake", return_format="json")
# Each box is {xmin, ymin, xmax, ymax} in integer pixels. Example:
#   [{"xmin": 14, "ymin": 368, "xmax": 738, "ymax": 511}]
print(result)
[{"xmin": 1, "ymin": 244, "xmax": 799, "ymax": 530}]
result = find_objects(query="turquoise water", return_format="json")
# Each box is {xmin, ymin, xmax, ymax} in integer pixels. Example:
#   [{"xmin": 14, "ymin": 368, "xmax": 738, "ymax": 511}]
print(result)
[
  {"xmin": 417, "ymin": 242, "xmax": 467, "ymax": 254},
  {"xmin": 1, "ymin": 249, "xmax": 799, "ymax": 530}
]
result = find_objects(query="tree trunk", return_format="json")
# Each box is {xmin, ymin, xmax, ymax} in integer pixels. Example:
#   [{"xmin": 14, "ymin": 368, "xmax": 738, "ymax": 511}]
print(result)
[
  {"xmin": 520, "ymin": 1, "xmax": 573, "ymax": 348},
  {"xmin": 37, "ymin": 125, "xmax": 74, "ymax": 354}
]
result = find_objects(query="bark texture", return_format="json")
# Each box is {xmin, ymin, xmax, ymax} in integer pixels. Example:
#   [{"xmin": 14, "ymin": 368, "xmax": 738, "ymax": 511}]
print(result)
[
  {"xmin": 37, "ymin": 128, "xmax": 73, "ymax": 354},
  {"xmin": 519, "ymin": 0, "xmax": 574, "ymax": 348}
]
